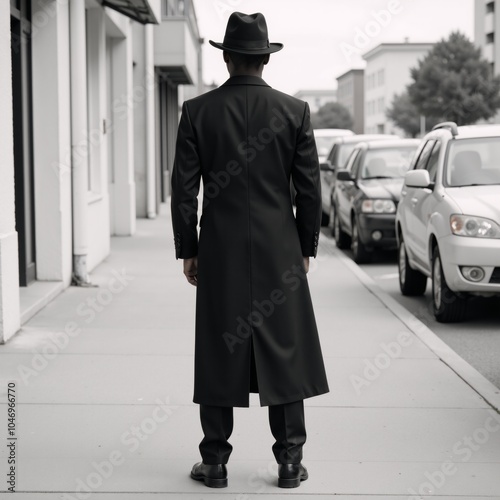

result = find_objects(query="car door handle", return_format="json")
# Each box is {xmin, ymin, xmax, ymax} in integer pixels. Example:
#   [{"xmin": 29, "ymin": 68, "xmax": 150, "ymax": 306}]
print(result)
[
  {"xmin": 411, "ymin": 197, "xmax": 418, "ymax": 205},
  {"xmin": 401, "ymin": 190, "xmax": 407, "ymax": 197}
]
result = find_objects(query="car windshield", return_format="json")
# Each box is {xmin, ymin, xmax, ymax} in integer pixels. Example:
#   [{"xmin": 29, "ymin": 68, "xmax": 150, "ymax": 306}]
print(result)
[
  {"xmin": 360, "ymin": 147, "xmax": 417, "ymax": 179},
  {"xmin": 446, "ymin": 138, "xmax": 500, "ymax": 187},
  {"xmin": 314, "ymin": 136, "xmax": 338, "ymax": 157}
]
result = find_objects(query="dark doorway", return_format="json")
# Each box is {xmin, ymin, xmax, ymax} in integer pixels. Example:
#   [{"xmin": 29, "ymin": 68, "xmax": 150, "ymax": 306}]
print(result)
[{"xmin": 11, "ymin": 0, "xmax": 36, "ymax": 286}]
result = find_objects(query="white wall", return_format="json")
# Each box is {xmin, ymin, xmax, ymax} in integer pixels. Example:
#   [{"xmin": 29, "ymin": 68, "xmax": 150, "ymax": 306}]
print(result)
[
  {"xmin": 31, "ymin": 0, "xmax": 73, "ymax": 283},
  {"xmin": 107, "ymin": 18, "xmax": 136, "ymax": 236},
  {"xmin": 86, "ymin": 7, "xmax": 111, "ymax": 271},
  {"xmin": 133, "ymin": 22, "xmax": 157, "ymax": 218},
  {"xmin": 0, "ymin": 0, "xmax": 20, "ymax": 342}
]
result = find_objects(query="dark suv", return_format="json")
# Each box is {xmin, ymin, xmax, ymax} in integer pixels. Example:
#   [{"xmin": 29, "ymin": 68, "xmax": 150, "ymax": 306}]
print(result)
[
  {"xmin": 319, "ymin": 134, "xmax": 399, "ymax": 226},
  {"xmin": 332, "ymin": 139, "xmax": 419, "ymax": 263}
]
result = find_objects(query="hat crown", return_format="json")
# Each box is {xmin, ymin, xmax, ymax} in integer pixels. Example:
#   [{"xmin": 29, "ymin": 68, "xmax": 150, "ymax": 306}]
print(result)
[
  {"xmin": 208, "ymin": 11, "xmax": 283, "ymax": 55},
  {"xmin": 223, "ymin": 12, "xmax": 270, "ymax": 49}
]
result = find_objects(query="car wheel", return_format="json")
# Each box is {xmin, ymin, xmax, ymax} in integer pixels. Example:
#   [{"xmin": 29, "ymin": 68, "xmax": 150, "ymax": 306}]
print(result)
[
  {"xmin": 398, "ymin": 236, "xmax": 427, "ymax": 296},
  {"xmin": 432, "ymin": 246, "xmax": 466, "ymax": 323},
  {"xmin": 321, "ymin": 210, "xmax": 330, "ymax": 227},
  {"xmin": 333, "ymin": 208, "xmax": 350, "ymax": 249},
  {"xmin": 351, "ymin": 215, "xmax": 370, "ymax": 264}
]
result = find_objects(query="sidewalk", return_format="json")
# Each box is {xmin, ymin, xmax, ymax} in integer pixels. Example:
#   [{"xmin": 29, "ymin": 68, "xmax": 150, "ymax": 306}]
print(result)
[{"xmin": 1, "ymin": 203, "xmax": 500, "ymax": 499}]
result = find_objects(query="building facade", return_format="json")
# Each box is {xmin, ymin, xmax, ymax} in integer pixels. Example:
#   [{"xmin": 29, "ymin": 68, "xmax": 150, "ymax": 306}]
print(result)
[
  {"xmin": 336, "ymin": 69, "xmax": 365, "ymax": 134},
  {"xmin": 475, "ymin": 0, "xmax": 498, "ymax": 73},
  {"xmin": 0, "ymin": 0, "xmax": 202, "ymax": 343},
  {"xmin": 362, "ymin": 42, "xmax": 433, "ymax": 135},
  {"xmin": 293, "ymin": 89, "xmax": 337, "ymax": 114}
]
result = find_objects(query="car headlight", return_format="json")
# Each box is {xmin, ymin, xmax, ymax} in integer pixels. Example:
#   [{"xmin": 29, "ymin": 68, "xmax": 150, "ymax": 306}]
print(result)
[
  {"xmin": 361, "ymin": 199, "xmax": 396, "ymax": 214},
  {"xmin": 450, "ymin": 214, "xmax": 500, "ymax": 238}
]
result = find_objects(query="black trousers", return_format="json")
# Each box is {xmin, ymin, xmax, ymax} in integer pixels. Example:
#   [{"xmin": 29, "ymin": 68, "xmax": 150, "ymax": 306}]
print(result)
[{"xmin": 199, "ymin": 400, "xmax": 306, "ymax": 465}]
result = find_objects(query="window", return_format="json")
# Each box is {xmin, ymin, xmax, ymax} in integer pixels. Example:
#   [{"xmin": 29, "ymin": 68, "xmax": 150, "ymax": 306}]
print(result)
[
  {"xmin": 415, "ymin": 140, "xmax": 436, "ymax": 171},
  {"xmin": 345, "ymin": 149, "xmax": 361, "ymax": 173},
  {"xmin": 366, "ymin": 73, "xmax": 377, "ymax": 90},
  {"xmin": 163, "ymin": 0, "xmax": 191, "ymax": 17},
  {"xmin": 327, "ymin": 144, "xmax": 338, "ymax": 165},
  {"xmin": 425, "ymin": 141, "xmax": 441, "ymax": 182},
  {"xmin": 350, "ymin": 150, "xmax": 364, "ymax": 177},
  {"xmin": 361, "ymin": 147, "xmax": 418, "ymax": 179},
  {"xmin": 487, "ymin": 1, "xmax": 495, "ymax": 13},
  {"xmin": 378, "ymin": 97, "xmax": 385, "ymax": 113},
  {"xmin": 378, "ymin": 69, "xmax": 385, "ymax": 86},
  {"xmin": 338, "ymin": 143, "xmax": 358, "ymax": 168},
  {"xmin": 445, "ymin": 137, "xmax": 500, "ymax": 186},
  {"xmin": 487, "ymin": 32, "xmax": 495, "ymax": 44}
]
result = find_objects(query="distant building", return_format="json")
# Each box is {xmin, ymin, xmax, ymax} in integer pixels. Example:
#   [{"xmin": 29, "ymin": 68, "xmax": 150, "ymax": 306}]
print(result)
[
  {"xmin": 362, "ymin": 42, "xmax": 433, "ymax": 135},
  {"xmin": 475, "ymin": 0, "xmax": 497, "ymax": 73},
  {"xmin": 475, "ymin": 0, "xmax": 500, "ymax": 123},
  {"xmin": 293, "ymin": 89, "xmax": 337, "ymax": 113},
  {"xmin": 336, "ymin": 69, "xmax": 365, "ymax": 134}
]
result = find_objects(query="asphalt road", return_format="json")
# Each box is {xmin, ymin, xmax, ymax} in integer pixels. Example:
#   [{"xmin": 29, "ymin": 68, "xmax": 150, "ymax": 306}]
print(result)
[{"xmin": 320, "ymin": 228, "xmax": 500, "ymax": 390}]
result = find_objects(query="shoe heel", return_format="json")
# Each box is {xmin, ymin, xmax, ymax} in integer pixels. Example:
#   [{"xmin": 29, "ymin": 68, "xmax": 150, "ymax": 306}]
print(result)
[
  {"xmin": 278, "ymin": 477, "xmax": 301, "ymax": 488},
  {"xmin": 204, "ymin": 477, "xmax": 228, "ymax": 488}
]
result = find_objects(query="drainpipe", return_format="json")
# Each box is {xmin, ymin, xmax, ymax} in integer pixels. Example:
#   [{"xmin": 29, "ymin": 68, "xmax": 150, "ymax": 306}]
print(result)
[
  {"xmin": 69, "ymin": 0, "xmax": 91, "ymax": 285},
  {"xmin": 145, "ymin": 24, "xmax": 156, "ymax": 219}
]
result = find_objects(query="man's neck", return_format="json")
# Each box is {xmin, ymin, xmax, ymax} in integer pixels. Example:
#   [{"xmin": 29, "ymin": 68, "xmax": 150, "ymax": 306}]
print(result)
[{"xmin": 229, "ymin": 69, "xmax": 264, "ymax": 78}]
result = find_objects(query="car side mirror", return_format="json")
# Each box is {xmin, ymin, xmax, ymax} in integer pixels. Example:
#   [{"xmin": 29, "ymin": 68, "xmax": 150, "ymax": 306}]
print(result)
[
  {"xmin": 336, "ymin": 169, "xmax": 354, "ymax": 182},
  {"xmin": 320, "ymin": 160, "xmax": 334, "ymax": 172},
  {"xmin": 404, "ymin": 170, "xmax": 433, "ymax": 189}
]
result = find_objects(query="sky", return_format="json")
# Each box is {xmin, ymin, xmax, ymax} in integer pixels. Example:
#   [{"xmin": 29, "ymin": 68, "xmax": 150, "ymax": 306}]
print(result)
[{"xmin": 192, "ymin": 0, "xmax": 475, "ymax": 96}]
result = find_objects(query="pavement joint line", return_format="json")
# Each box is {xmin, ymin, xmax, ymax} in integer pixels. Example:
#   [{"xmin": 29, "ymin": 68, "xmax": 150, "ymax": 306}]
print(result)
[
  {"xmin": 3, "ymin": 492, "xmax": 499, "ymax": 497},
  {"xmin": 0, "ymin": 353, "xmax": 439, "ymax": 359},
  {"xmin": 0, "ymin": 402, "xmax": 492, "ymax": 410},
  {"xmin": 328, "ymin": 245, "xmax": 500, "ymax": 413}
]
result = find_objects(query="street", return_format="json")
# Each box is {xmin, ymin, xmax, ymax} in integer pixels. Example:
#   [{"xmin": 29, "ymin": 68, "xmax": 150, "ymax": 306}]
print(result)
[{"xmin": 321, "ymin": 227, "xmax": 500, "ymax": 390}]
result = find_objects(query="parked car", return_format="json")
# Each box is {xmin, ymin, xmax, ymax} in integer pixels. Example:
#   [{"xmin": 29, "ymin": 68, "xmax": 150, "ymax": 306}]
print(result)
[
  {"xmin": 320, "ymin": 134, "xmax": 399, "ymax": 225},
  {"xmin": 290, "ymin": 128, "xmax": 353, "ymax": 205},
  {"xmin": 332, "ymin": 139, "xmax": 420, "ymax": 263},
  {"xmin": 313, "ymin": 128, "xmax": 354, "ymax": 163},
  {"xmin": 396, "ymin": 122, "xmax": 500, "ymax": 322}
]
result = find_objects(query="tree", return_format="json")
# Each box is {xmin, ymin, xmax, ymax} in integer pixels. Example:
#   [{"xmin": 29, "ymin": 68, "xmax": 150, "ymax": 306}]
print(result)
[
  {"xmin": 311, "ymin": 102, "xmax": 353, "ymax": 129},
  {"xmin": 408, "ymin": 31, "xmax": 500, "ymax": 125},
  {"xmin": 386, "ymin": 91, "xmax": 441, "ymax": 137}
]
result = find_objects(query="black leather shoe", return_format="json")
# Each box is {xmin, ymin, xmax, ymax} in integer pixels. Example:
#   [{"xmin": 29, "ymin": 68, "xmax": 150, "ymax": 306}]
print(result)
[
  {"xmin": 278, "ymin": 463, "xmax": 308, "ymax": 488},
  {"xmin": 190, "ymin": 462, "xmax": 228, "ymax": 488}
]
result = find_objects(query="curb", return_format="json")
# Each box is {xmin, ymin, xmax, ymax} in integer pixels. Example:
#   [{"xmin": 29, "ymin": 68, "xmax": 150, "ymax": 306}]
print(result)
[{"xmin": 331, "ymin": 246, "xmax": 500, "ymax": 413}]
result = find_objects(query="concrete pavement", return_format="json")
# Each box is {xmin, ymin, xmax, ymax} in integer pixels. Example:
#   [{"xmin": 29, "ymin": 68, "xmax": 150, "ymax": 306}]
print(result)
[{"xmin": 1, "ymin": 203, "xmax": 500, "ymax": 499}]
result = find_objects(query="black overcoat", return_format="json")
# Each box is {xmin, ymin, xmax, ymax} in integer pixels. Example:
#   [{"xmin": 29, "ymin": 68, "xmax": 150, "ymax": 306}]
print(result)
[{"xmin": 171, "ymin": 75, "xmax": 329, "ymax": 407}]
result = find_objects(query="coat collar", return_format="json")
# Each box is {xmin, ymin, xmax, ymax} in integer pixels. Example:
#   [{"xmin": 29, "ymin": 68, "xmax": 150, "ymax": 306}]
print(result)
[{"xmin": 222, "ymin": 75, "xmax": 270, "ymax": 87}]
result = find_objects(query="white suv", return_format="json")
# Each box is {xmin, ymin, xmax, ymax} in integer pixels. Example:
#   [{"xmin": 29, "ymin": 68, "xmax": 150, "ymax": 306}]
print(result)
[{"xmin": 396, "ymin": 122, "xmax": 500, "ymax": 322}]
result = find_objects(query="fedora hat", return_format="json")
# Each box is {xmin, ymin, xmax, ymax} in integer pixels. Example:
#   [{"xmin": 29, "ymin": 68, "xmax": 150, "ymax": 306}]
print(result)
[{"xmin": 209, "ymin": 12, "xmax": 283, "ymax": 55}]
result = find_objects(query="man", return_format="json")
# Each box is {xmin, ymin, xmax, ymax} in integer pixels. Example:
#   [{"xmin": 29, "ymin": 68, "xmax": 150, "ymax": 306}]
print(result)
[{"xmin": 171, "ymin": 12, "xmax": 329, "ymax": 489}]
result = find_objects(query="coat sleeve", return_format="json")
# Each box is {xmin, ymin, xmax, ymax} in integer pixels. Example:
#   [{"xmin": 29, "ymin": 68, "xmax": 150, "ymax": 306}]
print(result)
[
  {"xmin": 291, "ymin": 102, "xmax": 321, "ymax": 258},
  {"xmin": 171, "ymin": 101, "xmax": 202, "ymax": 260}
]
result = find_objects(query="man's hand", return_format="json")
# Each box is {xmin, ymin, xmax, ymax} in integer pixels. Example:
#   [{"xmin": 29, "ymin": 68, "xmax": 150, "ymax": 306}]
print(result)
[
  {"xmin": 303, "ymin": 256, "xmax": 310, "ymax": 274},
  {"xmin": 183, "ymin": 257, "xmax": 198, "ymax": 286}
]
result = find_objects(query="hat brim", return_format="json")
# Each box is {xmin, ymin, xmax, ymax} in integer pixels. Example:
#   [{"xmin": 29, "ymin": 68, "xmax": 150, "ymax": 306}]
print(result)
[{"xmin": 209, "ymin": 40, "xmax": 283, "ymax": 55}]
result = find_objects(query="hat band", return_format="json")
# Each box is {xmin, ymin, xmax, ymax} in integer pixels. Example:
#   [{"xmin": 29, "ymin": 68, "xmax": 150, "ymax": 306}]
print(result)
[{"xmin": 223, "ymin": 36, "xmax": 270, "ymax": 50}]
